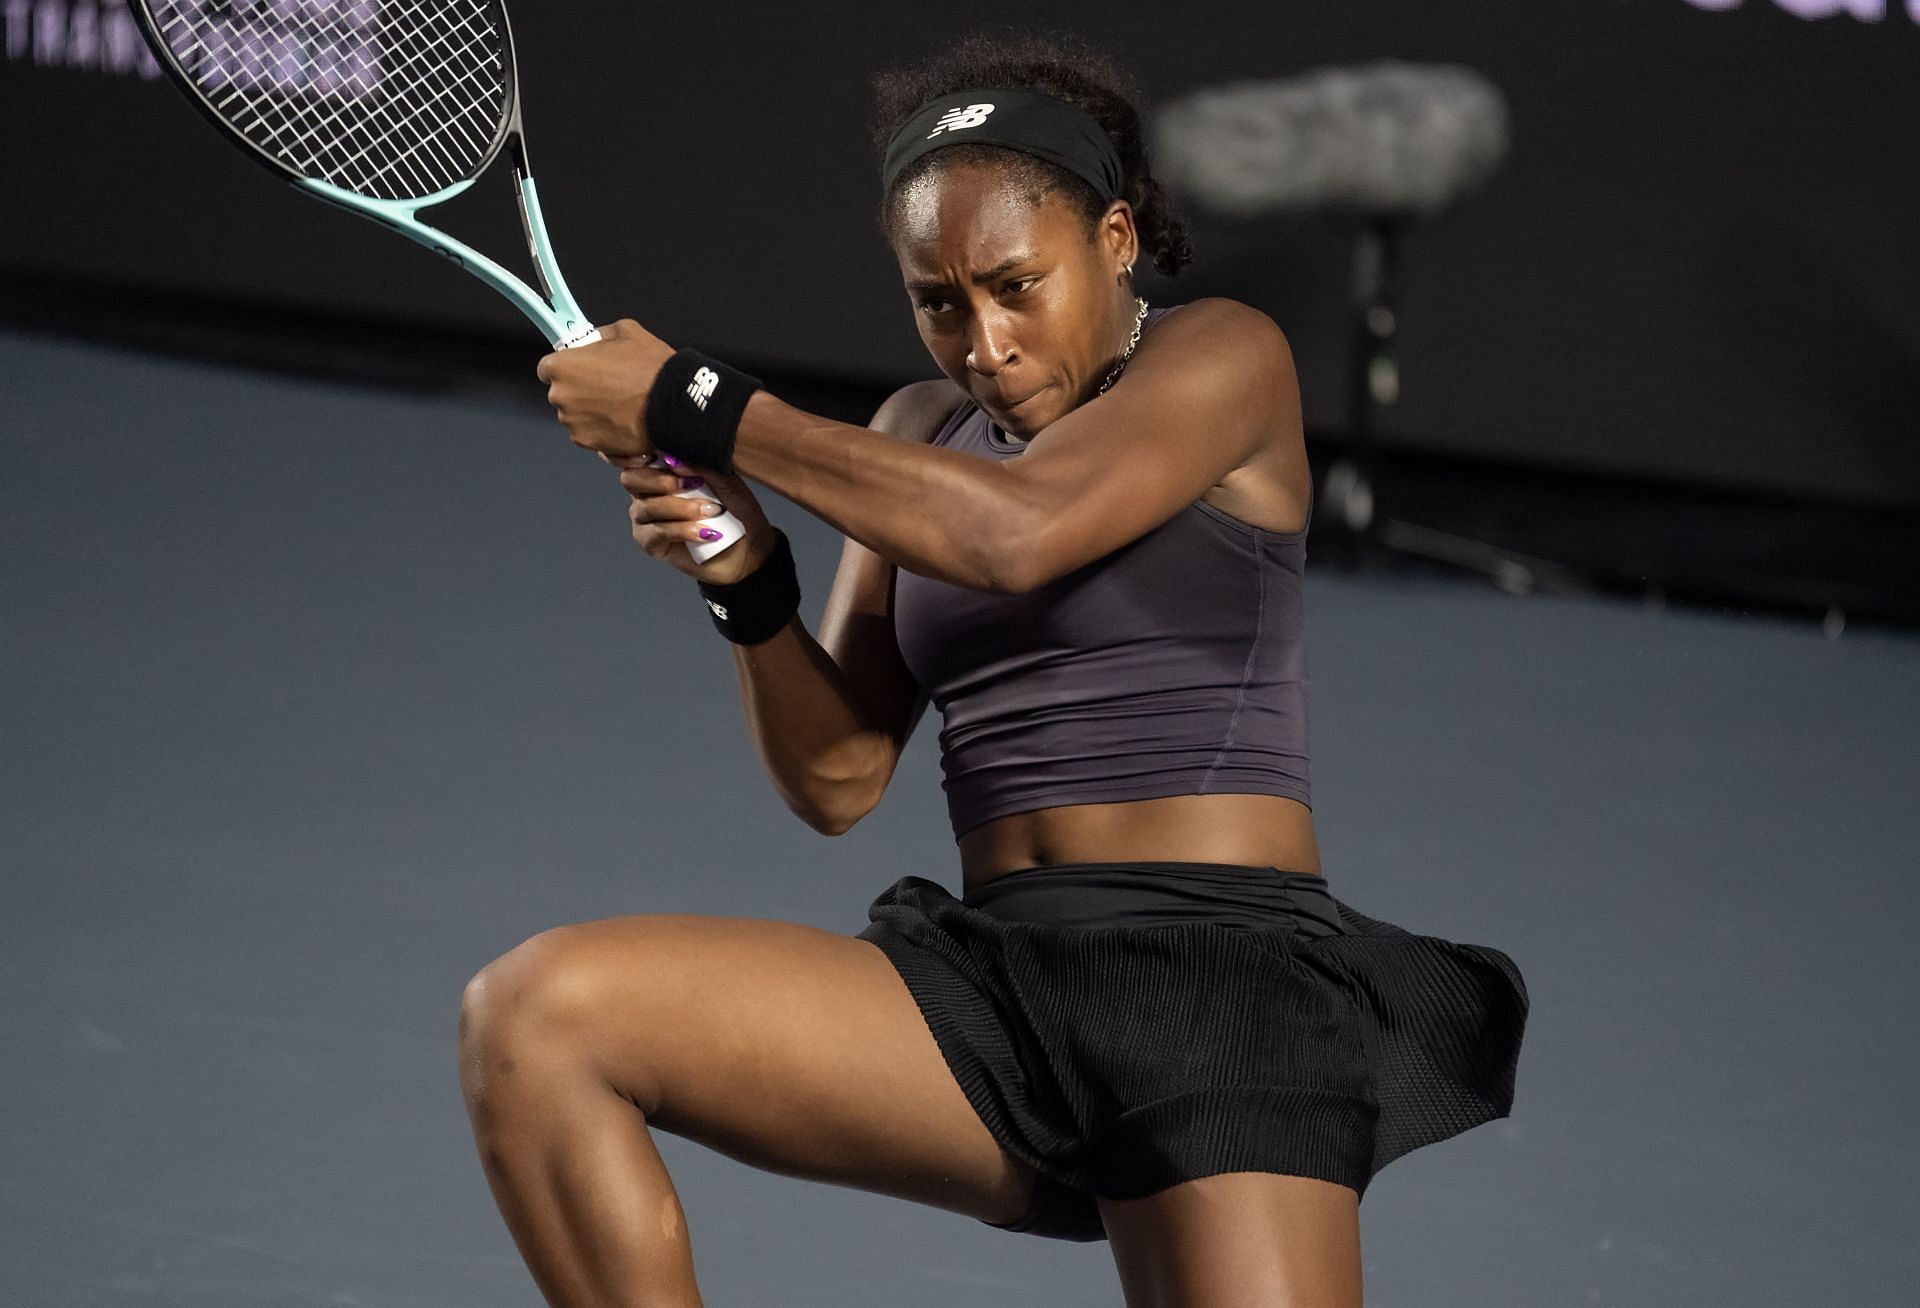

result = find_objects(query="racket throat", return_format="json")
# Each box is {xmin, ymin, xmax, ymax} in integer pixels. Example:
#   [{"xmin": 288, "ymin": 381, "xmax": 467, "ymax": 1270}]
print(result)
[
  {"xmin": 295, "ymin": 175, "xmax": 593, "ymax": 348},
  {"xmin": 513, "ymin": 171, "xmax": 595, "ymax": 344}
]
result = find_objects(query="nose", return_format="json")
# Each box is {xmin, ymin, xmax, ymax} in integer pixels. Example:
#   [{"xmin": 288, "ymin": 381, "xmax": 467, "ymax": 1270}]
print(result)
[{"xmin": 965, "ymin": 307, "xmax": 1016, "ymax": 377}]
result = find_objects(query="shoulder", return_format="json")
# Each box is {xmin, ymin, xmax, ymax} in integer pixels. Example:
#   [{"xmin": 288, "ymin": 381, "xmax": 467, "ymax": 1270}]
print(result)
[
  {"xmin": 1125, "ymin": 296, "xmax": 1298, "ymax": 425},
  {"xmin": 868, "ymin": 378, "xmax": 969, "ymax": 444},
  {"xmin": 1146, "ymin": 297, "xmax": 1293, "ymax": 370}
]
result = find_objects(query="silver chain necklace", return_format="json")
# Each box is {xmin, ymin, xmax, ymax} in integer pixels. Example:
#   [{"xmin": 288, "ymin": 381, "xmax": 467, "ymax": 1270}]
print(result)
[{"xmin": 1098, "ymin": 296, "xmax": 1151, "ymax": 395}]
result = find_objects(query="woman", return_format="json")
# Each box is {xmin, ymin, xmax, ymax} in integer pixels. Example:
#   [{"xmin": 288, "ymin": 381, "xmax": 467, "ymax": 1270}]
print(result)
[{"xmin": 466, "ymin": 32, "xmax": 1527, "ymax": 1308}]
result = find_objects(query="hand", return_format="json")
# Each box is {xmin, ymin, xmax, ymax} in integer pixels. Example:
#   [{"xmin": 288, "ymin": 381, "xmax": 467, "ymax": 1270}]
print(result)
[
  {"xmin": 613, "ymin": 456, "xmax": 779, "ymax": 584},
  {"xmin": 535, "ymin": 318, "xmax": 668, "ymax": 460}
]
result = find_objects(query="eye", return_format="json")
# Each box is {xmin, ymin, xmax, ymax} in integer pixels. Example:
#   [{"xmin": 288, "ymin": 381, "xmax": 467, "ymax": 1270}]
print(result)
[
  {"xmin": 1005, "ymin": 276, "xmax": 1038, "ymax": 295},
  {"xmin": 915, "ymin": 296, "xmax": 951, "ymax": 317}
]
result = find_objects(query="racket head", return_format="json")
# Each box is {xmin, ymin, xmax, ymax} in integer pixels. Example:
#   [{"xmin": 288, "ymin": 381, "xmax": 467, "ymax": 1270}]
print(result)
[{"xmin": 131, "ymin": 0, "xmax": 522, "ymax": 203}]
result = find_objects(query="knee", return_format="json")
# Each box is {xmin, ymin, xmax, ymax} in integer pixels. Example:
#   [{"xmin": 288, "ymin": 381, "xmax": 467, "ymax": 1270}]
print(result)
[{"xmin": 458, "ymin": 928, "xmax": 606, "ymax": 1105}]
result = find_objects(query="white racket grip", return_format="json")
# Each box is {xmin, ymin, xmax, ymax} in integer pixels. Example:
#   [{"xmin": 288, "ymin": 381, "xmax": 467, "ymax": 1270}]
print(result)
[
  {"xmin": 558, "ymin": 326, "xmax": 748, "ymax": 564},
  {"xmin": 647, "ymin": 458, "xmax": 748, "ymax": 563}
]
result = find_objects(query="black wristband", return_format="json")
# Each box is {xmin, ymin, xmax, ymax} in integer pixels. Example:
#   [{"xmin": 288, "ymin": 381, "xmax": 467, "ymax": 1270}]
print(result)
[
  {"xmin": 645, "ymin": 348, "xmax": 762, "ymax": 475},
  {"xmin": 697, "ymin": 530, "xmax": 801, "ymax": 645}
]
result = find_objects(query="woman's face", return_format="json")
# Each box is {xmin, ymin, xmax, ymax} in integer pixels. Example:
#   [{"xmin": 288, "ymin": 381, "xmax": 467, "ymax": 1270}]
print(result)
[{"xmin": 890, "ymin": 162, "xmax": 1139, "ymax": 439}]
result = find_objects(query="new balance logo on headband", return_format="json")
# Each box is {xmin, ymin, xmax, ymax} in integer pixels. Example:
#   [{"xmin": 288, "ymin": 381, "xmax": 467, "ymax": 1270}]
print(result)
[
  {"xmin": 687, "ymin": 367, "xmax": 719, "ymax": 411},
  {"xmin": 928, "ymin": 103, "xmax": 995, "ymax": 137}
]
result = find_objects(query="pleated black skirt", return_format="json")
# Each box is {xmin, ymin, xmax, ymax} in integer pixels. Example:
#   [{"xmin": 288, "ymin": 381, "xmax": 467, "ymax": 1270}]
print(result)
[{"xmin": 855, "ymin": 861, "xmax": 1528, "ymax": 1243}]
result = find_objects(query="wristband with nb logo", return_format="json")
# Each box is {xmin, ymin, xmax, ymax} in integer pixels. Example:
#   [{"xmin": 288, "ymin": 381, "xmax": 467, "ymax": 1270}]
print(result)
[
  {"xmin": 696, "ymin": 529, "xmax": 802, "ymax": 646},
  {"xmin": 645, "ymin": 348, "xmax": 763, "ymax": 475}
]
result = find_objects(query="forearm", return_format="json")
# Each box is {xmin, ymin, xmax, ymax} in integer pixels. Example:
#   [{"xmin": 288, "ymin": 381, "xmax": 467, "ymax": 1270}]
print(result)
[
  {"xmin": 727, "ymin": 614, "xmax": 896, "ymax": 835},
  {"xmin": 729, "ymin": 392, "xmax": 1031, "ymax": 592}
]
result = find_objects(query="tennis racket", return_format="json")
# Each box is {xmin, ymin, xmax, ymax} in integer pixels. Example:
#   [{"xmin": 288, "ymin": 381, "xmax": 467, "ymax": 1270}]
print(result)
[{"xmin": 129, "ymin": 0, "xmax": 747, "ymax": 563}]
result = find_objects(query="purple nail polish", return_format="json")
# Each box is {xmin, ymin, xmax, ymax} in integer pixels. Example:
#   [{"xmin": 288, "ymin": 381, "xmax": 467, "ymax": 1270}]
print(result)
[
  {"xmin": 679, "ymin": 476, "xmax": 705, "ymax": 490},
  {"xmin": 659, "ymin": 453, "xmax": 682, "ymax": 468},
  {"xmin": 697, "ymin": 527, "xmax": 723, "ymax": 542}
]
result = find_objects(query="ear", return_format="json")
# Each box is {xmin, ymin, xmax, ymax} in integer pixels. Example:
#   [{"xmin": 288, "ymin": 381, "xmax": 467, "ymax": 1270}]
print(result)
[{"xmin": 1097, "ymin": 199, "xmax": 1139, "ymax": 273}]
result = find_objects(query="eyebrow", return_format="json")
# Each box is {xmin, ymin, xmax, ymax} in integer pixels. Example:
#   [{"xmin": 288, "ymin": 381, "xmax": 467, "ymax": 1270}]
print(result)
[{"xmin": 906, "ymin": 253, "xmax": 1036, "ymax": 293}]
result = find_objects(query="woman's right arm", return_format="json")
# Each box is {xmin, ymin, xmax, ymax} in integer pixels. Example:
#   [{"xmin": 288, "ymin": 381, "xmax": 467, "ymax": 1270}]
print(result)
[
  {"xmin": 631, "ymin": 379, "xmax": 963, "ymax": 835},
  {"xmin": 732, "ymin": 379, "xmax": 961, "ymax": 833}
]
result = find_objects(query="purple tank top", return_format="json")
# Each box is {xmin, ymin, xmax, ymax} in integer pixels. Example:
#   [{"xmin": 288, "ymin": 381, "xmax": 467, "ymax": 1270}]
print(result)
[{"xmin": 891, "ymin": 305, "xmax": 1313, "ymax": 840}]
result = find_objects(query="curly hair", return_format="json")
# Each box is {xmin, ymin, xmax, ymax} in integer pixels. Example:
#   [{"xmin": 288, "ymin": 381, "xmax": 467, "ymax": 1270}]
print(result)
[{"xmin": 869, "ymin": 29, "xmax": 1193, "ymax": 277}]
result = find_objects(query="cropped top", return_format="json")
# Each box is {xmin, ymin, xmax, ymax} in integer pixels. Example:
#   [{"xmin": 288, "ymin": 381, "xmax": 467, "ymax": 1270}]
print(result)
[{"xmin": 890, "ymin": 305, "xmax": 1313, "ymax": 840}]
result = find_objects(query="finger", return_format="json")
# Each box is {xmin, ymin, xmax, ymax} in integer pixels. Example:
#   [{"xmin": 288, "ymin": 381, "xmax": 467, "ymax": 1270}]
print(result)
[
  {"xmin": 619, "ymin": 469, "xmax": 667, "ymax": 499},
  {"xmin": 629, "ymin": 519, "xmax": 703, "ymax": 561},
  {"xmin": 640, "ymin": 493, "xmax": 728, "ymax": 522},
  {"xmin": 536, "ymin": 352, "xmax": 560, "ymax": 384},
  {"xmin": 652, "ymin": 455, "xmax": 725, "ymax": 486},
  {"xmin": 619, "ymin": 465, "xmax": 671, "ymax": 491},
  {"xmin": 675, "ymin": 515, "xmax": 730, "ymax": 546},
  {"xmin": 620, "ymin": 467, "xmax": 708, "ymax": 496},
  {"xmin": 629, "ymin": 490, "xmax": 726, "ymax": 524}
]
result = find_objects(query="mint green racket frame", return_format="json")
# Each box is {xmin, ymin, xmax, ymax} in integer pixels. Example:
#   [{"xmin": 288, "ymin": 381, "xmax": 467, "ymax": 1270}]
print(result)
[{"xmin": 300, "ymin": 174, "xmax": 597, "ymax": 349}]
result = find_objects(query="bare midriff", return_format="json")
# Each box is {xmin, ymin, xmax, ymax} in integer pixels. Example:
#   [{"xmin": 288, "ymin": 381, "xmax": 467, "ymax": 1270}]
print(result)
[{"xmin": 958, "ymin": 793, "xmax": 1321, "ymax": 895}]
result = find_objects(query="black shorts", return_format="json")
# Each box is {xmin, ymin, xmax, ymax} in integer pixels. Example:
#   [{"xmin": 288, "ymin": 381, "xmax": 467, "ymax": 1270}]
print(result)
[{"xmin": 855, "ymin": 861, "xmax": 1528, "ymax": 1243}]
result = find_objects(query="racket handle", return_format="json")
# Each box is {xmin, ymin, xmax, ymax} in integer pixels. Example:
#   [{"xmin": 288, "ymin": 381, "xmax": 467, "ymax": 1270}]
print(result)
[
  {"xmin": 648, "ymin": 457, "xmax": 749, "ymax": 563},
  {"xmin": 559, "ymin": 327, "xmax": 747, "ymax": 564}
]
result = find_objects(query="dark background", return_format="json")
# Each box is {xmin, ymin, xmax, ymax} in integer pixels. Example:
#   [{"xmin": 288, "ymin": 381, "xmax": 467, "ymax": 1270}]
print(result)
[{"xmin": 3, "ymin": 0, "xmax": 1917, "ymax": 511}]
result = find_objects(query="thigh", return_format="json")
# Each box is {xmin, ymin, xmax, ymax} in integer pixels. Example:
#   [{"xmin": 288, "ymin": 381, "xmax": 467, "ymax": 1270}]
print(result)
[
  {"xmin": 1098, "ymin": 1172, "xmax": 1362, "ymax": 1308},
  {"xmin": 462, "ymin": 912, "xmax": 1037, "ymax": 1225}
]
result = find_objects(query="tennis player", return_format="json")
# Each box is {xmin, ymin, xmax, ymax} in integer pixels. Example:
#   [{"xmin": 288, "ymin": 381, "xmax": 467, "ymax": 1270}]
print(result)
[{"xmin": 468, "ymin": 32, "xmax": 1528, "ymax": 1307}]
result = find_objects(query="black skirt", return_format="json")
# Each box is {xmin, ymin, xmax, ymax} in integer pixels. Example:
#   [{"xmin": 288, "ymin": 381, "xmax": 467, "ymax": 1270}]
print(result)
[{"xmin": 855, "ymin": 861, "xmax": 1528, "ymax": 1243}]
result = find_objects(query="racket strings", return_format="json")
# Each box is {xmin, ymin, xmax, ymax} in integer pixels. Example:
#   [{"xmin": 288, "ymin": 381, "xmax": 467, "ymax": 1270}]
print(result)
[
  {"xmin": 324, "ymin": 13, "xmax": 500, "ymax": 195},
  {"xmin": 206, "ymin": 0, "xmax": 495, "ymax": 196},
  {"xmin": 257, "ymin": 0, "xmax": 500, "ymax": 198},
  {"xmin": 147, "ymin": 0, "xmax": 510, "ymax": 201},
  {"xmin": 229, "ymin": 10, "xmax": 481, "ymax": 189}
]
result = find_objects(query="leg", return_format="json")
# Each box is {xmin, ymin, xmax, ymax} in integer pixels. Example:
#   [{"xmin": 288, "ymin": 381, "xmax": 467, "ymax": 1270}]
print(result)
[
  {"xmin": 1098, "ymin": 1172, "xmax": 1363, "ymax": 1308},
  {"xmin": 458, "ymin": 913, "xmax": 1038, "ymax": 1308}
]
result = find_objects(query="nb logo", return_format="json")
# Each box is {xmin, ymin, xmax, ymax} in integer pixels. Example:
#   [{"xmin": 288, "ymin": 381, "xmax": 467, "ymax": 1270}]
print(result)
[
  {"xmin": 705, "ymin": 598, "xmax": 730, "ymax": 620},
  {"xmin": 928, "ymin": 103, "xmax": 995, "ymax": 137},
  {"xmin": 687, "ymin": 367, "xmax": 719, "ymax": 410}
]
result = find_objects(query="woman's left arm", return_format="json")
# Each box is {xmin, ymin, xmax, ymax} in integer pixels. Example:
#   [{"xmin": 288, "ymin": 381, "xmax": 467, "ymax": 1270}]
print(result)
[{"xmin": 540, "ymin": 298, "xmax": 1295, "ymax": 593}]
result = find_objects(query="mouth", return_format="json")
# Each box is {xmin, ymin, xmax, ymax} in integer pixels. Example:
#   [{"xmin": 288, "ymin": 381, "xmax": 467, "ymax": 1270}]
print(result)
[{"xmin": 992, "ymin": 385, "xmax": 1050, "ymax": 413}]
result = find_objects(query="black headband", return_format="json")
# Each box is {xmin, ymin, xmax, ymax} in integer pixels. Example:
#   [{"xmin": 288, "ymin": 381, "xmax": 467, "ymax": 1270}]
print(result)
[{"xmin": 881, "ymin": 88, "xmax": 1125, "ymax": 204}]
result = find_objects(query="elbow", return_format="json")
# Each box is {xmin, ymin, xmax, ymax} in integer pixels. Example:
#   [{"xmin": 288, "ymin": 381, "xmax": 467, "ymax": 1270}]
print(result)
[
  {"xmin": 981, "ymin": 543, "xmax": 1065, "ymax": 597},
  {"xmin": 799, "ymin": 794, "xmax": 875, "ymax": 837},
  {"xmin": 807, "ymin": 809, "xmax": 862, "ymax": 838},
  {"xmin": 973, "ymin": 500, "xmax": 1058, "ymax": 595},
  {"xmin": 788, "ymin": 773, "xmax": 884, "ymax": 837},
  {"xmin": 977, "ymin": 548, "xmax": 1039, "ymax": 596}
]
